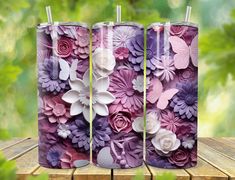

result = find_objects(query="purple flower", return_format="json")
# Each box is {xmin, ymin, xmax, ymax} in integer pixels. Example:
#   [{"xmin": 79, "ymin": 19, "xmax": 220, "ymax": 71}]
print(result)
[
  {"xmin": 38, "ymin": 56, "xmax": 68, "ymax": 94},
  {"xmin": 47, "ymin": 145, "xmax": 65, "ymax": 168},
  {"xmin": 170, "ymin": 81, "xmax": 197, "ymax": 121}
]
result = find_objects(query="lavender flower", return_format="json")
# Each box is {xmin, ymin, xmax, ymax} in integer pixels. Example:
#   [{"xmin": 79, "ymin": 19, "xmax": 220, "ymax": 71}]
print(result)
[{"xmin": 46, "ymin": 145, "xmax": 65, "ymax": 168}]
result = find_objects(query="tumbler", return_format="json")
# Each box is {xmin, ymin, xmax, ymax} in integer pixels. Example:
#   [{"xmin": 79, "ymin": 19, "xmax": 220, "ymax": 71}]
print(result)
[
  {"xmin": 92, "ymin": 22, "xmax": 144, "ymax": 168},
  {"xmin": 37, "ymin": 22, "xmax": 90, "ymax": 168},
  {"xmin": 146, "ymin": 22, "xmax": 198, "ymax": 168}
]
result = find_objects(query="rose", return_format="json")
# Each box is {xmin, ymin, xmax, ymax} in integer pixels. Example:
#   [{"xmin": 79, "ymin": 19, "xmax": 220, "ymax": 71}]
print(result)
[
  {"xmin": 168, "ymin": 149, "xmax": 190, "ymax": 167},
  {"xmin": 170, "ymin": 25, "xmax": 188, "ymax": 37},
  {"xmin": 132, "ymin": 111, "xmax": 160, "ymax": 134},
  {"xmin": 151, "ymin": 128, "xmax": 180, "ymax": 154},
  {"xmin": 109, "ymin": 111, "xmax": 132, "ymax": 133},
  {"xmin": 56, "ymin": 37, "xmax": 73, "ymax": 58},
  {"xmin": 92, "ymin": 48, "xmax": 116, "ymax": 77}
]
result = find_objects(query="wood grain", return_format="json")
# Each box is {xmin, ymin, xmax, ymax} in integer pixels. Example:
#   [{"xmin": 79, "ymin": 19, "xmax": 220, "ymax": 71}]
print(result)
[
  {"xmin": 2, "ymin": 138, "xmax": 38, "ymax": 160},
  {"xmin": 0, "ymin": 138, "xmax": 29, "ymax": 150},
  {"xmin": 198, "ymin": 141, "xmax": 235, "ymax": 180},
  {"xmin": 186, "ymin": 158, "xmax": 228, "ymax": 180},
  {"xmin": 113, "ymin": 164, "xmax": 151, "ymax": 180},
  {"xmin": 73, "ymin": 164, "xmax": 111, "ymax": 180}
]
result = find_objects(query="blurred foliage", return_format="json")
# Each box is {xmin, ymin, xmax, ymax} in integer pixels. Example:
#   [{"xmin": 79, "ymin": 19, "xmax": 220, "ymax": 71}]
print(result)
[
  {"xmin": 133, "ymin": 170, "xmax": 176, "ymax": 180},
  {"xmin": 0, "ymin": 0, "xmax": 235, "ymax": 137},
  {"xmin": 0, "ymin": 152, "xmax": 16, "ymax": 180}
]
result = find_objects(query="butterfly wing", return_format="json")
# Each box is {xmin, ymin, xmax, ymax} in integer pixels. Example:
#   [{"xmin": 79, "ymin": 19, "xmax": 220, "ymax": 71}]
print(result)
[
  {"xmin": 169, "ymin": 36, "xmax": 190, "ymax": 69},
  {"xmin": 190, "ymin": 35, "xmax": 198, "ymax": 67},
  {"xmin": 157, "ymin": 88, "xmax": 179, "ymax": 110},
  {"xmin": 147, "ymin": 78, "xmax": 163, "ymax": 104},
  {"xmin": 59, "ymin": 59, "xmax": 70, "ymax": 81},
  {"xmin": 70, "ymin": 59, "xmax": 78, "ymax": 81}
]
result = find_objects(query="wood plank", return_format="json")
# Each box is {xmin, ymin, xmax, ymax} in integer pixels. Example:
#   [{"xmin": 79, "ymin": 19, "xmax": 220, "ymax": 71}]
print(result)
[
  {"xmin": 147, "ymin": 164, "xmax": 190, "ymax": 180},
  {"xmin": 185, "ymin": 158, "xmax": 228, "ymax": 180},
  {"xmin": 200, "ymin": 138, "xmax": 235, "ymax": 160},
  {"xmin": 73, "ymin": 164, "xmax": 111, "ymax": 180},
  {"xmin": 198, "ymin": 141, "xmax": 235, "ymax": 180},
  {"xmin": 2, "ymin": 138, "xmax": 38, "ymax": 160},
  {"xmin": 15, "ymin": 147, "xmax": 40, "ymax": 180},
  {"xmin": 220, "ymin": 138, "xmax": 235, "ymax": 149},
  {"xmin": 0, "ymin": 138, "xmax": 29, "ymax": 150},
  {"xmin": 33, "ymin": 167, "xmax": 74, "ymax": 180},
  {"xmin": 113, "ymin": 164, "xmax": 151, "ymax": 180}
]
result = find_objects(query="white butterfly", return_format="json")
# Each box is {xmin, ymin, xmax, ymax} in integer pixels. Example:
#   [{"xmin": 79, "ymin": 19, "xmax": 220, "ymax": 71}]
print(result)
[
  {"xmin": 169, "ymin": 35, "xmax": 198, "ymax": 69},
  {"xmin": 59, "ymin": 59, "xmax": 78, "ymax": 81}
]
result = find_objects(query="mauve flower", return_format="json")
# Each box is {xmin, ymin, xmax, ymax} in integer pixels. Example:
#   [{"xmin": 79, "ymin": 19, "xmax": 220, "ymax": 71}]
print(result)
[
  {"xmin": 170, "ymin": 81, "xmax": 197, "ymax": 120},
  {"xmin": 178, "ymin": 65, "xmax": 197, "ymax": 82},
  {"xmin": 38, "ymin": 115, "xmax": 57, "ymax": 133},
  {"xmin": 176, "ymin": 122, "xmax": 197, "ymax": 140},
  {"xmin": 109, "ymin": 111, "xmax": 133, "ymax": 133},
  {"xmin": 109, "ymin": 68, "xmax": 143, "ymax": 115},
  {"xmin": 42, "ymin": 95, "xmax": 71, "ymax": 124},
  {"xmin": 56, "ymin": 37, "xmax": 73, "ymax": 58},
  {"xmin": 47, "ymin": 145, "xmax": 65, "ymax": 168},
  {"xmin": 154, "ymin": 56, "xmax": 176, "ymax": 82},
  {"xmin": 170, "ymin": 25, "xmax": 188, "ymax": 37},
  {"xmin": 168, "ymin": 148, "xmax": 190, "ymax": 167},
  {"xmin": 38, "ymin": 56, "xmax": 68, "ymax": 94},
  {"xmin": 114, "ymin": 47, "xmax": 129, "ymax": 61},
  {"xmin": 151, "ymin": 128, "xmax": 180, "ymax": 155},
  {"xmin": 160, "ymin": 110, "xmax": 183, "ymax": 133},
  {"xmin": 110, "ymin": 132, "xmax": 143, "ymax": 168}
]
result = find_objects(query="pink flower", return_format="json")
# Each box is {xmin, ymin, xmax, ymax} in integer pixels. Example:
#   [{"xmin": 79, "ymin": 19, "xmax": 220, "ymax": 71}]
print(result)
[
  {"xmin": 160, "ymin": 110, "xmax": 183, "ymax": 133},
  {"xmin": 109, "ymin": 68, "xmax": 143, "ymax": 114},
  {"xmin": 56, "ymin": 37, "xmax": 73, "ymax": 58},
  {"xmin": 168, "ymin": 148, "xmax": 190, "ymax": 167},
  {"xmin": 109, "ymin": 111, "xmax": 133, "ymax": 133},
  {"xmin": 43, "ymin": 95, "xmax": 71, "ymax": 124},
  {"xmin": 170, "ymin": 25, "xmax": 188, "ymax": 37},
  {"xmin": 114, "ymin": 47, "xmax": 129, "ymax": 61}
]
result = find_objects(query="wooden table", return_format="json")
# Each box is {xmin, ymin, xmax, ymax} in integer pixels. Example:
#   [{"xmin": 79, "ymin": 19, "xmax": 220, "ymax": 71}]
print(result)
[{"xmin": 0, "ymin": 137, "xmax": 235, "ymax": 180}]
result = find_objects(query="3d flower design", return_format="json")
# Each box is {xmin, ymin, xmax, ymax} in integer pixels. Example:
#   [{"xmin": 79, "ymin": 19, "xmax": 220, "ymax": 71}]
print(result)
[
  {"xmin": 92, "ymin": 28, "xmax": 112, "ymax": 50},
  {"xmin": 92, "ymin": 116, "xmax": 112, "ymax": 150},
  {"xmin": 151, "ymin": 128, "xmax": 180, "ymax": 155},
  {"xmin": 92, "ymin": 48, "xmax": 116, "ymax": 77},
  {"xmin": 114, "ymin": 47, "xmax": 129, "ymax": 61},
  {"xmin": 178, "ymin": 65, "xmax": 197, "ymax": 82},
  {"xmin": 132, "ymin": 75, "xmax": 149, "ymax": 93},
  {"xmin": 47, "ymin": 145, "xmax": 65, "ymax": 168},
  {"xmin": 38, "ymin": 56, "xmax": 68, "ymax": 94},
  {"xmin": 170, "ymin": 25, "xmax": 188, "ymax": 37},
  {"xmin": 110, "ymin": 132, "xmax": 143, "ymax": 168},
  {"xmin": 62, "ymin": 70, "xmax": 115, "ymax": 121},
  {"xmin": 56, "ymin": 37, "xmax": 73, "ymax": 58},
  {"xmin": 109, "ymin": 111, "xmax": 133, "ymax": 133},
  {"xmin": 154, "ymin": 56, "xmax": 176, "ymax": 82},
  {"xmin": 170, "ymin": 81, "xmax": 197, "ymax": 120},
  {"xmin": 57, "ymin": 124, "xmax": 71, "ymax": 139},
  {"xmin": 42, "ymin": 95, "xmax": 71, "ymax": 124},
  {"xmin": 168, "ymin": 148, "xmax": 190, "ymax": 167},
  {"xmin": 132, "ymin": 111, "xmax": 160, "ymax": 134},
  {"xmin": 182, "ymin": 138, "xmax": 195, "ymax": 149},
  {"xmin": 160, "ymin": 110, "xmax": 183, "ymax": 133},
  {"xmin": 109, "ymin": 68, "xmax": 143, "ymax": 114},
  {"xmin": 113, "ymin": 26, "xmax": 138, "ymax": 49},
  {"xmin": 69, "ymin": 116, "xmax": 90, "ymax": 151},
  {"xmin": 72, "ymin": 27, "xmax": 89, "ymax": 60}
]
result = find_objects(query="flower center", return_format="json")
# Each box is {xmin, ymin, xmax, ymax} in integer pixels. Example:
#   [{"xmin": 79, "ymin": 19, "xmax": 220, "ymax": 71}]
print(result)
[
  {"xmin": 147, "ymin": 49, "xmax": 154, "ymax": 59},
  {"xmin": 53, "ymin": 104, "xmax": 66, "ymax": 116},
  {"xmin": 185, "ymin": 95, "xmax": 195, "ymax": 105},
  {"xmin": 162, "ymin": 138, "xmax": 172, "ymax": 150},
  {"xmin": 126, "ymin": 88, "xmax": 134, "ymax": 96}
]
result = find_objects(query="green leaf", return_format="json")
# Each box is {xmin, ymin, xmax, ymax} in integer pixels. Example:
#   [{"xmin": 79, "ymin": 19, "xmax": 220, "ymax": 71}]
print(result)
[{"xmin": 0, "ymin": 151, "xmax": 16, "ymax": 180}]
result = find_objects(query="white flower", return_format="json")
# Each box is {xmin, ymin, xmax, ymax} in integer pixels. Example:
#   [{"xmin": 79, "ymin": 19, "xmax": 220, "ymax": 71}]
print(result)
[
  {"xmin": 154, "ymin": 56, "xmax": 176, "ymax": 82},
  {"xmin": 132, "ymin": 76, "xmax": 150, "ymax": 93},
  {"xmin": 182, "ymin": 138, "xmax": 195, "ymax": 149},
  {"xmin": 57, "ymin": 124, "xmax": 71, "ymax": 139},
  {"xmin": 92, "ymin": 48, "xmax": 116, "ymax": 77},
  {"xmin": 62, "ymin": 70, "xmax": 115, "ymax": 122},
  {"xmin": 132, "ymin": 111, "xmax": 160, "ymax": 134},
  {"xmin": 151, "ymin": 128, "xmax": 180, "ymax": 154}
]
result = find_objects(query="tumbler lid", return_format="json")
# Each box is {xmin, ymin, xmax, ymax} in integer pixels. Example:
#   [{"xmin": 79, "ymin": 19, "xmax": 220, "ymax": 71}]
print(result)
[
  {"xmin": 92, "ymin": 21, "xmax": 144, "ymax": 29},
  {"xmin": 37, "ymin": 22, "xmax": 89, "ymax": 28},
  {"xmin": 147, "ymin": 22, "xmax": 198, "ymax": 30}
]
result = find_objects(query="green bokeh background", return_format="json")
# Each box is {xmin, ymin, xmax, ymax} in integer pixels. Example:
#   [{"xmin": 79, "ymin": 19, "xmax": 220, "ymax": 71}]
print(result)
[{"xmin": 0, "ymin": 0, "xmax": 235, "ymax": 138}]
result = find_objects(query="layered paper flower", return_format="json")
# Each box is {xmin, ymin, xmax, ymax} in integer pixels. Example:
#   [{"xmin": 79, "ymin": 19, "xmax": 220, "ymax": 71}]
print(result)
[
  {"xmin": 62, "ymin": 70, "xmax": 115, "ymax": 121},
  {"xmin": 57, "ymin": 124, "xmax": 71, "ymax": 139},
  {"xmin": 56, "ymin": 37, "xmax": 73, "ymax": 58},
  {"xmin": 109, "ymin": 68, "xmax": 143, "ymax": 114},
  {"xmin": 151, "ymin": 128, "xmax": 180, "ymax": 155},
  {"xmin": 92, "ymin": 48, "xmax": 116, "ymax": 77},
  {"xmin": 38, "ymin": 56, "xmax": 68, "ymax": 94},
  {"xmin": 114, "ymin": 47, "xmax": 129, "ymax": 61},
  {"xmin": 132, "ymin": 75, "xmax": 147, "ymax": 93},
  {"xmin": 170, "ymin": 81, "xmax": 197, "ymax": 120},
  {"xmin": 42, "ymin": 95, "xmax": 71, "ymax": 124},
  {"xmin": 168, "ymin": 148, "xmax": 190, "ymax": 167},
  {"xmin": 46, "ymin": 145, "xmax": 65, "ymax": 168}
]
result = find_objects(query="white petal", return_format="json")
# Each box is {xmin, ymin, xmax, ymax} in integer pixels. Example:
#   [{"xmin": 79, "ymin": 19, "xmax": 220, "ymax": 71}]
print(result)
[
  {"xmin": 93, "ymin": 103, "xmax": 109, "ymax": 116},
  {"xmin": 70, "ymin": 101, "xmax": 83, "ymax": 116},
  {"xmin": 95, "ymin": 76, "xmax": 110, "ymax": 92},
  {"xmin": 96, "ymin": 92, "xmax": 115, "ymax": 104},
  {"xmin": 69, "ymin": 79, "xmax": 85, "ymax": 91},
  {"xmin": 83, "ymin": 106, "xmax": 90, "ymax": 122},
  {"xmin": 83, "ymin": 70, "xmax": 90, "ymax": 87},
  {"xmin": 132, "ymin": 117, "xmax": 144, "ymax": 133},
  {"xmin": 97, "ymin": 147, "xmax": 120, "ymax": 168},
  {"xmin": 62, "ymin": 90, "xmax": 80, "ymax": 103}
]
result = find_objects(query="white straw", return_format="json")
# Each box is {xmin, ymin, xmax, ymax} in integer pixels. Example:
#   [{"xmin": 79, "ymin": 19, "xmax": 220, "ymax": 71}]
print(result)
[
  {"xmin": 116, "ymin": 5, "xmax": 121, "ymax": 23},
  {"xmin": 184, "ymin": 6, "xmax": 192, "ymax": 22},
  {"xmin": 46, "ymin": 6, "xmax": 53, "ymax": 24}
]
